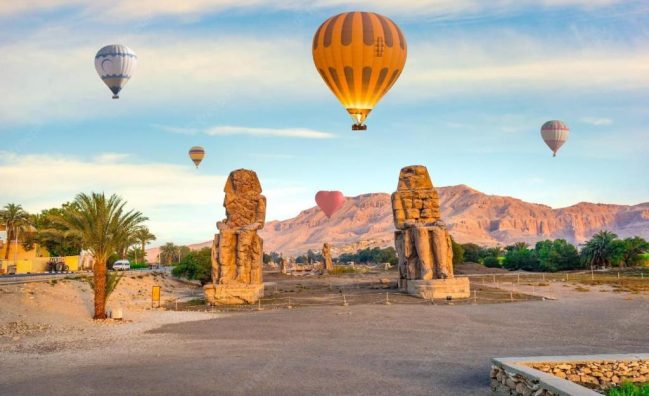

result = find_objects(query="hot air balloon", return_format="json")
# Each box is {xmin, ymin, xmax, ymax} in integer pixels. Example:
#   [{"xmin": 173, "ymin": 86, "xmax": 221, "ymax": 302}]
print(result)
[
  {"xmin": 94, "ymin": 44, "xmax": 137, "ymax": 99},
  {"xmin": 312, "ymin": 12, "xmax": 407, "ymax": 131},
  {"xmin": 315, "ymin": 191, "xmax": 345, "ymax": 218},
  {"xmin": 541, "ymin": 120, "xmax": 569, "ymax": 157},
  {"xmin": 188, "ymin": 146, "xmax": 205, "ymax": 168}
]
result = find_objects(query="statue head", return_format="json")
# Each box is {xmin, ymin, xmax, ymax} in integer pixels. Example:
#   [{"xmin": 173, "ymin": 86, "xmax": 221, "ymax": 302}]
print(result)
[
  {"xmin": 224, "ymin": 169, "xmax": 262, "ymax": 196},
  {"xmin": 397, "ymin": 165, "xmax": 433, "ymax": 191}
]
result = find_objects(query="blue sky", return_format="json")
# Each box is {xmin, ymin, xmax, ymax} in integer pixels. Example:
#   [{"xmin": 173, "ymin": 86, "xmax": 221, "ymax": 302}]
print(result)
[{"xmin": 1, "ymin": 1, "xmax": 648, "ymax": 245}]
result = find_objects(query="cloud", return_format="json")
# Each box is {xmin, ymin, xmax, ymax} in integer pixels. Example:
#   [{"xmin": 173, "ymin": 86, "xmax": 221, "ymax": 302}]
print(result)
[
  {"xmin": 1, "ymin": 25, "xmax": 648, "ymax": 125},
  {"xmin": 399, "ymin": 36, "xmax": 649, "ymax": 99},
  {"xmin": 206, "ymin": 125, "xmax": 335, "ymax": 139},
  {"xmin": 0, "ymin": 0, "xmax": 628, "ymax": 19},
  {"xmin": 0, "ymin": 151, "xmax": 314, "ymax": 244},
  {"xmin": 0, "ymin": 151, "xmax": 225, "ymax": 243},
  {"xmin": 581, "ymin": 117, "xmax": 613, "ymax": 126},
  {"xmin": 162, "ymin": 124, "xmax": 335, "ymax": 139}
]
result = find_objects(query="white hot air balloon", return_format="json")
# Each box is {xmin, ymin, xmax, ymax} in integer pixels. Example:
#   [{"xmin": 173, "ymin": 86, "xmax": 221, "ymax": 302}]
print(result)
[
  {"xmin": 94, "ymin": 44, "xmax": 137, "ymax": 99},
  {"xmin": 540, "ymin": 120, "xmax": 569, "ymax": 157}
]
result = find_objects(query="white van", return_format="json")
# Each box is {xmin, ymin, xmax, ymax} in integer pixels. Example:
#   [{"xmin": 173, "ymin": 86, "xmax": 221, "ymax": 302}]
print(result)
[{"xmin": 113, "ymin": 260, "xmax": 131, "ymax": 271}]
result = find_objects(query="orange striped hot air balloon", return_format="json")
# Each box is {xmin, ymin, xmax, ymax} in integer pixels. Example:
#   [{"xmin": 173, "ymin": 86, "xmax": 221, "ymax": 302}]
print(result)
[
  {"xmin": 312, "ymin": 11, "xmax": 407, "ymax": 131},
  {"xmin": 541, "ymin": 120, "xmax": 569, "ymax": 157},
  {"xmin": 188, "ymin": 146, "xmax": 205, "ymax": 168}
]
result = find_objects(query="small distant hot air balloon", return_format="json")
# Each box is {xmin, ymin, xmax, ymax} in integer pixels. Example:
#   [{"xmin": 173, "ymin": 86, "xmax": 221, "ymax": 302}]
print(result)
[
  {"xmin": 541, "ymin": 120, "xmax": 569, "ymax": 157},
  {"xmin": 312, "ymin": 12, "xmax": 407, "ymax": 131},
  {"xmin": 94, "ymin": 44, "xmax": 137, "ymax": 99},
  {"xmin": 188, "ymin": 146, "xmax": 205, "ymax": 168},
  {"xmin": 315, "ymin": 191, "xmax": 345, "ymax": 218}
]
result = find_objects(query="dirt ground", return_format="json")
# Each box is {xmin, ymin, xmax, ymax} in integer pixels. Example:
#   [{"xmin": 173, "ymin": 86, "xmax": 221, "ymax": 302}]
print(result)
[{"xmin": 1, "ymin": 268, "xmax": 648, "ymax": 395}]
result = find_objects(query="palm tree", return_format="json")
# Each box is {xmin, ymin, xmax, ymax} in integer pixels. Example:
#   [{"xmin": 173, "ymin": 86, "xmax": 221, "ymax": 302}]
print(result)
[
  {"xmin": 0, "ymin": 204, "xmax": 30, "ymax": 260},
  {"xmin": 160, "ymin": 242, "xmax": 179, "ymax": 265},
  {"xmin": 619, "ymin": 237, "xmax": 649, "ymax": 267},
  {"xmin": 58, "ymin": 193, "xmax": 147, "ymax": 319},
  {"xmin": 581, "ymin": 230, "xmax": 619, "ymax": 269},
  {"xmin": 133, "ymin": 227, "xmax": 156, "ymax": 264}
]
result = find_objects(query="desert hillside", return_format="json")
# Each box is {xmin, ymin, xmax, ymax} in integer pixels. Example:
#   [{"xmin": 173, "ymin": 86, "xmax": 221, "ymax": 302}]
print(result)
[{"xmin": 148, "ymin": 185, "xmax": 649, "ymax": 258}]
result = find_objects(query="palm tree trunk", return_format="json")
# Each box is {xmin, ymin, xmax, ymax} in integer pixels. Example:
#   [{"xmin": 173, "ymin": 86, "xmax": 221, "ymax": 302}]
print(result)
[
  {"xmin": 4, "ymin": 228, "xmax": 13, "ymax": 260},
  {"xmin": 141, "ymin": 241, "xmax": 146, "ymax": 263},
  {"xmin": 94, "ymin": 254, "xmax": 107, "ymax": 319}
]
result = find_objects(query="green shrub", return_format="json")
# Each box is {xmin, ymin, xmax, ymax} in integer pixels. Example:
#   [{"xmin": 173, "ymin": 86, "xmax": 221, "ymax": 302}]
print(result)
[
  {"xmin": 171, "ymin": 248, "xmax": 212, "ymax": 285},
  {"xmin": 329, "ymin": 266, "xmax": 363, "ymax": 275},
  {"xmin": 130, "ymin": 263, "xmax": 149, "ymax": 270},
  {"xmin": 607, "ymin": 382, "xmax": 649, "ymax": 396},
  {"xmin": 483, "ymin": 256, "xmax": 501, "ymax": 268}
]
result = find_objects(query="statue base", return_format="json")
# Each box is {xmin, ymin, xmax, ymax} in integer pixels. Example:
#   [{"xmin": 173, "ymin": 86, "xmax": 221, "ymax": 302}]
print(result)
[
  {"xmin": 203, "ymin": 283, "xmax": 264, "ymax": 305},
  {"xmin": 404, "ymin": 277, "xmax": 470, "ymax": 300}
]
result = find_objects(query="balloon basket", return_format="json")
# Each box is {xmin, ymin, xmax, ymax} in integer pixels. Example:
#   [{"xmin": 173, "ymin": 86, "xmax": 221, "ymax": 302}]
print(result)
[
  {"xmin": 352, "ymin": 124, "xmax": 367, "ymax": 131},
  {"xmin": 112, "ymin": 95, "xmax": 119, "ymax": 99}
]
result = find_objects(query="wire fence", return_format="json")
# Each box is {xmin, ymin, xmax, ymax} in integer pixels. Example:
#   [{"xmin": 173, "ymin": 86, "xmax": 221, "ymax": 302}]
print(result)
[{"xmin": 166, "ymin": 282, "xmax": 550, "ymax": 313}]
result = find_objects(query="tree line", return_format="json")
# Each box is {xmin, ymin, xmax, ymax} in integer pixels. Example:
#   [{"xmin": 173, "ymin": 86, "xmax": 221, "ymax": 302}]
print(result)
[
  {"xmin": 1, "ymin": 196, "xmax": 155, "ymax": 319},
  {"xmin": 458, "ymin": 231, "xmax": 649, "ymax": 272}
]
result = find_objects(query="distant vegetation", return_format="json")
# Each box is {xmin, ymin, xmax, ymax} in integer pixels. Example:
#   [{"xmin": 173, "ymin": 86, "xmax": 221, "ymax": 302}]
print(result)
[
  {"xmin": 461, "ymin": 231, "xmax": 649, "ymax": 272},
  {"xmin": 337, "ymin": 247, "xmax": 398, "ymax": 266},
  {"xmin": 171, "ymin": 247, "xmax": 211, "ymax": 285}
]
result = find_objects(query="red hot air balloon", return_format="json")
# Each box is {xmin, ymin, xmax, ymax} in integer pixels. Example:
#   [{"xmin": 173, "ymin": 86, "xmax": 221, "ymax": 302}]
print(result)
[{"xmin": 315, "ymin": 191, "xmax": 345, "ymax": 218}]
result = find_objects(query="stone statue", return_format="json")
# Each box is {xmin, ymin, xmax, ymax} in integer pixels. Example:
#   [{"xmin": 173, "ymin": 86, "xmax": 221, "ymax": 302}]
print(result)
[
  {"xmin": 204, "ymin": 169, "xmax": 266, "ymax": 304},
  {"xmin": 392, "ymin": 165, "xmax": 469, "ymax": 299},
  {"xmin": 322, "ymin": 243, "xmax": 333, "ymax": 273},
  {"xmin": 280, "ymin": 255, "xmax": 288, "ymax": 274}
]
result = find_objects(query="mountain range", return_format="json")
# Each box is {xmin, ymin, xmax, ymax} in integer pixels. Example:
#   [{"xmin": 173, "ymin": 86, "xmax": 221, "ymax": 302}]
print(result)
[{"xmin": 147, "ymin": 185, "xmax": 649, "ymax": 258}]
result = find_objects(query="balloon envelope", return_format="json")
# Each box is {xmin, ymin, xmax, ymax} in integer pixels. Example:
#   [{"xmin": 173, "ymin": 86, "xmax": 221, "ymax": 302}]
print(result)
[
  {"xmin": 95, "ymin": 44, "xmax": 137, "ymax": 99},
  {"xmin": 188, "ymin": 146, "xmax": 205, "ymax": 168},
  {"xmin": 315, "ymin": 191, "xmax": 345, "ymax": 218},
  {"xmin": 541, "ymin": 120, "xmax": 569, "ymax": 157},
  {"xmin": 312, "ymin": 12, "xmax": 407, "ymax": 130}
]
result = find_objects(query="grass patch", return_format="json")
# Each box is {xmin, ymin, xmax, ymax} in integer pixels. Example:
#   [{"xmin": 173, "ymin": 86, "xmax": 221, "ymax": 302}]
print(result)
[
  {"xmin": 329, "ymin": 266, "xmax": 365, "ymax": 275},
  {"xmin": 607, "ymin": 382, "xmax": 649, "ymax": 396},
  {"xmin": 574, "ymin": 286, "xmax": 590, "ymax": 292},
  {"xmin": 130, "ymin": 263, "xmax": 150, "ymax": 270}
]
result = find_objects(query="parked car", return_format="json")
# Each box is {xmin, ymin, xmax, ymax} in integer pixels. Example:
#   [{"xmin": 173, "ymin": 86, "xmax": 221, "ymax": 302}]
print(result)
[{"xmin": 113, "ymin": 260, "xmax": 131, "ymax": 271}]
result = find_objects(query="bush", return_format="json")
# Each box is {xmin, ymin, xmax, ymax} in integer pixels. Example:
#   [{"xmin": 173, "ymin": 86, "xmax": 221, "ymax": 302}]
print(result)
[
  {"xmin": 336, "ymin": 247, "xmax": 397, "ymax": 265},
  {"xmin": 451, "ymin": 237, "xmax": 464, "ymax": 265},
  {"xmin": 130, "ymin": 263, "xmax": 149, "ymax": 270},
  {"xmin": 607, "ymin": 382, "xmax": 649, "ymax": 396},
  {"xmin": 462, "ymin": 243, "xmax": 484, "ymax": 263},
  {"xmin": 534, "ymin": 239, "xmax": 582, "ymax": 272},
  {"xmin": 503, "ymin": 244, "xmax": 539, "ymax": 271},
  {"xmin": 483, "ymin": 256, "xmax": 501, "ymax": 268},
  {"xmin": 171, "ymin": 248, "xmax": 212, "ymax": 285}
]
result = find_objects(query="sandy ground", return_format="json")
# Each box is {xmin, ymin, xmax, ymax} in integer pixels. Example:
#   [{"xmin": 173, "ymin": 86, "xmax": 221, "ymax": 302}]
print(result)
[
  {"xmin": 1, "ymin": 270, "xmax": 648, "ymax": 395},
  {"xmin": 0, "ymin": 272, "xmax": 214, "ymax": 354}
]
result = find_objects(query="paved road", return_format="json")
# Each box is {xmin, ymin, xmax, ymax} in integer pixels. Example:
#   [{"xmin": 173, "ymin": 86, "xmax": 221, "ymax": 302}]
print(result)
[{"xmin": 1, "ymin": 289, "xmax": 648, "ymax": 395}]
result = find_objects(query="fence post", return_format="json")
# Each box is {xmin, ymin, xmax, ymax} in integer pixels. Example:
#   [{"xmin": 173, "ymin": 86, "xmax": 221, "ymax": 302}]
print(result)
[
  {"xmin": 510, "ymin": 291, "xmax": 513, "ymax": 302},
  {"xmin": 617, "ymin": 272, "xmax": 620, "ymax": 279},
  {"xmin": 287, "ymin": 296, "xmax": 292, "ymax": 309},
  {"xmin": 542, "ymin": 273, "xmax": 545, "ymax": 282},
  {"xmin": 591, "ymin": 267, "xmax": 594, "ymax": 281},
  {"xmin": 257, "ymin": 298, "xmax": 262, "ymax": 311},
  {"xmin": 473, "ymin": 290, "xmax": 477, "ymax": 304},
  {"xmin": 517, "ymin": 273, "xmax": 520, "ymax": 284},
  {"xmin": 385, "ymin": 292, "xmax": 391, "ymax": 305},
  {"xmin": 493, "ymin": 274, "xmax": 496, "ymax": 285},
  {"xmin": 342, "ymin": 292, "xmax": 348, "ymax": 306}
]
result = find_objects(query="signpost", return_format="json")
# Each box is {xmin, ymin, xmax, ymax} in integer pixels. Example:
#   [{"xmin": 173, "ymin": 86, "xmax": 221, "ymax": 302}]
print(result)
[{"xmin": 152, "ymin": 285, "xmax": 161, "ymax": 308}]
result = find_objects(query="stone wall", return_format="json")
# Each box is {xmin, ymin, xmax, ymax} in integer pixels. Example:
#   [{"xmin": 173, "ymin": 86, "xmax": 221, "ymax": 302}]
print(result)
[{"xmin": 491, "ymin": 365, "xmax": 557, "ymax": 396}]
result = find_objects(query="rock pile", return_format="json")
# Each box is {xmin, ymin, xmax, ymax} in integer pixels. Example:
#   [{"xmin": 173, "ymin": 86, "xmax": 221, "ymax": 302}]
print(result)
[
  {"xmin": 529, "ymin": 360, "xmax": 649, "ymax": 391},
  {"xmin": 491, "ymin": 365, "xmax": 556, "ymax": 396}
]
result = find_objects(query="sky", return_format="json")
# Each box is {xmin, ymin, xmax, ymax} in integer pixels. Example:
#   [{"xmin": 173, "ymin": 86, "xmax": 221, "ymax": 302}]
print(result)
[{"xmin": 0, "ymin": 0, "xmax": 648, "ymax": 245}]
